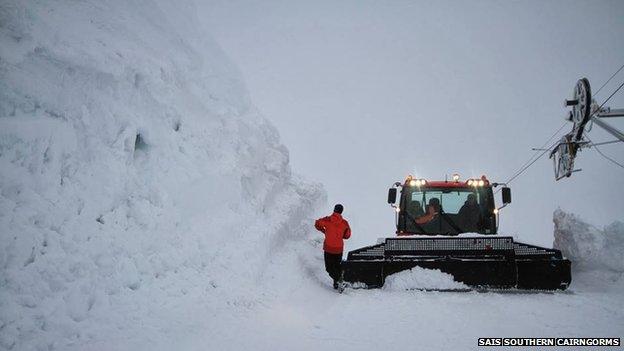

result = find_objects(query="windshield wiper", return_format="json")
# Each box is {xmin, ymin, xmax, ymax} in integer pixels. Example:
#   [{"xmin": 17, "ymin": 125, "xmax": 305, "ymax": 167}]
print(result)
[{"xmin": 439, "ymin": 211, "xmax": 464, "ymax": 235}]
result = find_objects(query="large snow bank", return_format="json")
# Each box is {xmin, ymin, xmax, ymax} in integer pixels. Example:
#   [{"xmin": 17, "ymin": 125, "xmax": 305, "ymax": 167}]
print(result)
[
  {"xmin": 553, "ymin": 209, "xmax": 624, "ymax": 273},
  {"xmin": 0, "ymin": 0, "xmax": 324, "ymax": 349}
]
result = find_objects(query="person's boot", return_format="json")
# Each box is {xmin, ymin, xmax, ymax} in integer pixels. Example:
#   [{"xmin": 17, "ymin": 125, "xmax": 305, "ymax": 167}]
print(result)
[
  {"xmin": 335, "ymin": 280, "xmax": 346, "ymax": 293},
  {"xmin": 333, "ymin": 280, "xmax": 339, "ymax": 289}
]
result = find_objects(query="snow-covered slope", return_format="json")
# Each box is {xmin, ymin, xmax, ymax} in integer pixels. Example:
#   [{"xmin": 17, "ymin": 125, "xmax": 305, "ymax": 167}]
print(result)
[
  {"xmin": 554, "ymin": 209, "xmax": 624, "ymax": 273},
  {"xmin": 553, "ymin": 209, "xmax": 624, "ymax": 291},
  {"xmin": 0, "ymin": 1, "xmax": 324, "ymax": 349}
]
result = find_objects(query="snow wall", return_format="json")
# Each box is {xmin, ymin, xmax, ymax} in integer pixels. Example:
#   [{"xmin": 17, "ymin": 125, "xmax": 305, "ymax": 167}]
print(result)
[
  {"xmin": 553, "ymin": 209, "xmax": 624, "ymax": 274},
  {"xmin": 0, "ymin": 1, "xmax": 325, "ymax": 349}
]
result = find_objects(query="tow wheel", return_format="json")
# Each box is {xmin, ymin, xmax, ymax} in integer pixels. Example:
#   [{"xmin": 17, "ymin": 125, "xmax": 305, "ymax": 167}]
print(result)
[{"xmin": 568, "ymin": 78, "xmax": 592, "ymax": 136}]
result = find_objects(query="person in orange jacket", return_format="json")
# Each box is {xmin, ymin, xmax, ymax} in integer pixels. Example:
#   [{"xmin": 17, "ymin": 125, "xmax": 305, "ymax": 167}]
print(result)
[{"xmin": 314, "ymin": 204, "xmax": 351, "ymax": 289}]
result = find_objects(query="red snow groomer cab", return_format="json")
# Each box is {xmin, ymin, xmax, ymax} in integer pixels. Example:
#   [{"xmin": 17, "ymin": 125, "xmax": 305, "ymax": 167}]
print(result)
[{"xmin": 342, "ymin": 174, "xmax": 572, "ymax": 290}]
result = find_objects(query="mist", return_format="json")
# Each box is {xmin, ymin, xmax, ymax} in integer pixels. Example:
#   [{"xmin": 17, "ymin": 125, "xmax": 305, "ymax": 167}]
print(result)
[{"xmin": 200, "ymin": 0, "xmax": 624, "ymax": 248}]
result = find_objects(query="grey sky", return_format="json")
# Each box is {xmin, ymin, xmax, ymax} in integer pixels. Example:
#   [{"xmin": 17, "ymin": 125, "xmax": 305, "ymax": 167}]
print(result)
[{"xmin": 200, "ymin": 0, "xmax": 624, "ymax": 249}]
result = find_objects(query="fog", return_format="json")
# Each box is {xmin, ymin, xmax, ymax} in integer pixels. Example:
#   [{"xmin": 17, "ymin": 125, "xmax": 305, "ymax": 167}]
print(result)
[{"xmin": 200, "ymin": 0, "xmax": 624, "ymax": 249}]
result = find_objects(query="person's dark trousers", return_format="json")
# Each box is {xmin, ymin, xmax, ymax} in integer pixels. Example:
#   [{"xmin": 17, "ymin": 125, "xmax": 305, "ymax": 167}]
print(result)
[{"xmin": 324, "ymin": 251, "xmax": 343, "ymax": 287}]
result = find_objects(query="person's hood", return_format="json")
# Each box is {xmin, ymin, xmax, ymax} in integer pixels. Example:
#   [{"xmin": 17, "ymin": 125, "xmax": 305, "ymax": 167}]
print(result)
[{"xmin": 331, "ymin": 212, "xmax": 343, "ymax": 220}]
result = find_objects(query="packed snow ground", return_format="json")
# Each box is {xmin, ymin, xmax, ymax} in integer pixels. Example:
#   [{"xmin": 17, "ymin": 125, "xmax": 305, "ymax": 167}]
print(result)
[
  {"xmin": 1, "ymin": 1, "xmax": 622, "ymax": 350},
  {"xmin": 64, "ymin": 218, "xmax": 624, "ymax": 351}
]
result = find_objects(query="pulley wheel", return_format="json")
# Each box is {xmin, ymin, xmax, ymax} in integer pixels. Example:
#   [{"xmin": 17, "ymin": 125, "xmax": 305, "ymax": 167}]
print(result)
[{"xmin": 572, "ymin": 78, "xmax": 591, "ymax": 126}]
